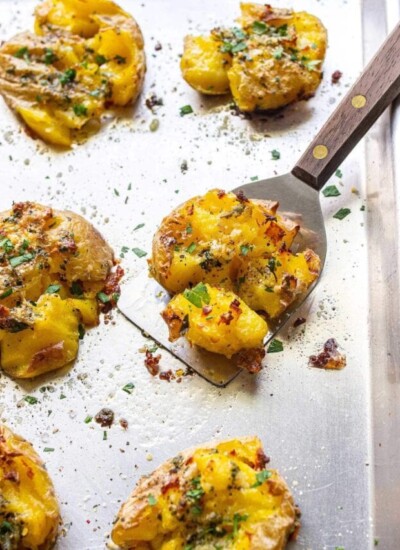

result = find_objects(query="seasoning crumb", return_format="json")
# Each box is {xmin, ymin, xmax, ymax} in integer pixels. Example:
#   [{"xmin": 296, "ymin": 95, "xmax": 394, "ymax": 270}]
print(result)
[
  {"xmin": 293, "ymin": 317, "xmax": 306, "ymax": 328},
  {"xmin": 119, "ymin": 418, "xmax": 128, "ymax": 430},
  {"xmin": 144, "ymin": 350, "xmax": 161, "ymax": 376},
  {"xmin": 331, "ymin": 70, "xmax": 343, "ymax": 84},
  {"xmin": 146, "ymin": 453, "xmax": 153, "ymax": 461},
  {"xmin": 309, "ymin": 338, "xmax": 346, "ymax": 370},
  {"xmin": 95, "ymin": 408, "xmax": 115, "ymax": 428},
  {"xmin": 145, "ymin": 93, "xmax": 163, "ymax": 111},
  {"xmin": 159, "ymin": 369, "xmax": 175, "ymax": 382}
]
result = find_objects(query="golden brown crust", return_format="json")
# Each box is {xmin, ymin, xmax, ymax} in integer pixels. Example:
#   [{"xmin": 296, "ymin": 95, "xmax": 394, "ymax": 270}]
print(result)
[
  {"xmin": 0, "ymin": 0, "xmax": 146, "ymax": 145},
  {"xmin": 0, "ymin": 201, "xmax": 117, "ymax": 378},
  {"xmin": 0, "ymin": 424, "xmax": 61, "ymax": 550},
  {"xmin": 112, "ymin": 437, "xmax": 298, "ymax": 550}
]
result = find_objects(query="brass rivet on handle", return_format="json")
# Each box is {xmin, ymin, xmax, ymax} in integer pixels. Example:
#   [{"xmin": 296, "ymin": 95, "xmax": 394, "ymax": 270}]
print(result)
[
  {"xmin": 351, "ymin": 94, "xmax": 367, "ymax": 108},
  {"xmin": 313, "ymin": 145, "xmax": 328, "ymax": 160}
]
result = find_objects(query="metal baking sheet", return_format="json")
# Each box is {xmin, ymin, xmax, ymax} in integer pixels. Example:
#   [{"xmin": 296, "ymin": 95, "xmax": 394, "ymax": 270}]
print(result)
[{"xmin": 0, "ymin": 0, "xmax": 398, "ymax": 548}]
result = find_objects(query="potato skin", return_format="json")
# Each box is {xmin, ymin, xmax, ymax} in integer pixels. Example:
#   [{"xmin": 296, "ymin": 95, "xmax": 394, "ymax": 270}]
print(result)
[
  {"xmin": 111, "ymin": 436, "xmax": 299, "ymax": 550},
  {"xmin": 0, "ymin": 0, "xmax": 146, "ymax": 146},
  {"xmin": 0, "ymin": 424, "xmax": 60, "ymax": 550},
  {"xmin": 180, "ymin": 2, "xmax": 327, "ymax": 112},
  {"xmin": 0, "ymin": 202, "xmax": 118, "ymax": 378}
]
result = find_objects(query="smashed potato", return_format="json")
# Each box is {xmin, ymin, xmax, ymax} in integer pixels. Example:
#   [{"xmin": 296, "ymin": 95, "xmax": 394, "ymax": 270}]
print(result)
[
  {"xmin": 150, "ymin": 189, "xmax": 320, "ymax": 364},
  {"xmin": 0, "ymin": 424, "xmax": 60, "ymax": 550},
  {"xmin": 112, "ymin": 436, "xmax": 299, "ymax": 549},
  {"xmin": 0, "ymin": 202, "xmax": 121, "ymax": 378},
  {"xmin": 0, "ymin": 0, "xmax": 146, "ymax": 146},
  {"xmin": 162, "ymin": 283, "xmax": 268, "ymax": 372},
  {"xmin": 181, "ymin": 3, "xmax": 327, "ymax": 112}
]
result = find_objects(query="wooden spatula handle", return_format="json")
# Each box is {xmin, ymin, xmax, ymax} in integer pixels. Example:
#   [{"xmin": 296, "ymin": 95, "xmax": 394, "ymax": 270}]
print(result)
[{"xmin": 292, "ymin": 22, "xmax": 400, "ymax": 191}]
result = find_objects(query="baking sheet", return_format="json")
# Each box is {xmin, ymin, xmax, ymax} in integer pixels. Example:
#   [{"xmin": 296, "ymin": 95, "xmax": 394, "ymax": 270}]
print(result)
[{"xmin": 0, "ymin": 0, "xmax": 397, "ymax": 548}]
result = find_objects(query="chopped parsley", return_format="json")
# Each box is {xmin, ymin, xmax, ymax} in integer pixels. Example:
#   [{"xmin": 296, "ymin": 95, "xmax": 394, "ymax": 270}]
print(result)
[
  {"xmin": 60, "ymin": 68, "xmax": 76, "ymax": 85},
  {"xmin": 186, "ymin": 242, "xmax": 197, "ymax": 254},
  {"xmin": 45, "ymin": 284, "xmax": 61, "ymax": 294},
  {"xmin": 43, "ymin": 447, "xmax": 55, "ymax": 452},
  {"xmin": 240, "ymin": 244, "xmax": 252, "ymax": 256},
  {"xmin": 24, "ymin": 395, "xmax": 38, "ymax": 405},
  {"xmin": 0, "ymin": 238, "xmax": 13, "ymax": 253},
  {"xmin": 233, "ymin": 513, "xmax": 249, "ymax": 537},
  {"xmin": 43, "ymin": 48, "xmax": 58, "ymax": 65},
  {"xmin": 97, "ymin": 292, "xmax": 110, "ymax": 304},
  {"xmin": 333, "ymin": 208, "xmax": 351, "ymax": 220},
  {"xmin": 14, "ymin": 46, "xmax": 29, "ymax": 59},
  {"xmin": 251, "ymin": 469, "xmax": 272, "ymax": 487},
  {"xmin": 303, "ymin": 59, "xmax": 321, "ymax": 71},
  {"xmin": 180, "ymin": 104, "xmax": 193, "ymax": 116},
  {"xmin": 252, "ymin": 21, "xmax": 268, "ymax": 35},
  {"xmin": 0, "ymin": 289, "xmax": 13, "ymax": 300},
  {"xmin": 267, "ymin": 339, "xmax": 284, "ymax": 353},
  {"xmin": 148, "ymin": 494, "xmax": 157, "ymax": 506},
  {"xmin": 335, "ymin": 169, "xmax": 343, "ymax": 178},
  {"xmin": 183, "ymin": 282, "xmax": 210, "ymax": 308},
  {"xmin": 70, "ymin": 281, "xmax": 84, "ymax": 296},
  {"xmin": 134, "ymin": 223, "xmax": 145, "ymax": 231},
  {"xmin": 78, "ymin": 323, "xmax": 85, "ymax": 340},
  {"xmin": 9, "ymin": 252, "xmax": 35, "ymax": 268},
  {"xmin": 132, "ymin": 247, "xmax": 147, "ymax": 258},
  {"xmin": 73, "ymin": 103, "xmax": 88, "ymax": 117},
  {"xmin": 271, "ymin": 149, "xmax": 281, "ymax": 160},
  {"xmin": 122, "ymin": 382, "xmax": 135, "ymax": 394},
  {"xmin": 84, "ymin": 416, "xmax": 93, "ymax": 424},
  {"xmin": 273, "ymin": 46, "xmax": 284, "ymax": 60},
  {"xmin": 322, "ymin": 185, "xmax": 341, "ymax": 197},
  {"xmin": 95, "ymin": 54, "xmax": 107, "ymax": 65}
]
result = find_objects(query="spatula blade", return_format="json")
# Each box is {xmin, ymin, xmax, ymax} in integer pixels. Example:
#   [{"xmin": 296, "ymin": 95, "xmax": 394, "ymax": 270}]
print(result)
[{"xmin": 117, "ymin": 271, "xmax": 242, "ymax": 387}]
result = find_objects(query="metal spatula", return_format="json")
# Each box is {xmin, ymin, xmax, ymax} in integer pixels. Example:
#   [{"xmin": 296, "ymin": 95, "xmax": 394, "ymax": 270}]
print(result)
[{"xmin": 119, "ymin": 22, "xmax": 400, "ymax": 386}]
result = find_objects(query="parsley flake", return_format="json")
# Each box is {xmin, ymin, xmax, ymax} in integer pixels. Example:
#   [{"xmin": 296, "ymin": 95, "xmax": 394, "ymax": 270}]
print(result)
[
  {"xmin": 271, "ymin": 149, "xmax": 281, "ymax": 160},
  {"xmin": 73, "ymin": 103, "xmax": 88, "ymax": 117},
  {"xmin": 267, "ymin": 339, "xmax": 284, "ymax": 353},
  {"xmin": 333, "ymin": 208, "xmax": 351, "ymax": 220},
  {"xmin": 251, "ymin": 469, "xmax": 272, "ymax": 487},
  {"xmin": 180, "ymin": 105, "xmax": 193, "ymax": 116},
  {"xmin": 122, "ymin": 382, "xmax": 135, "ymax": 394},
  {"xmin": 24, "ymin": 395, "xmax": 38, "ymax": 405},
  {"xmin": 183, "ymin": 282, "xmax": 210, "ymax": 308},
  {"xmin": 60, "ymin": 68, "xmax": 76, "ymax": 85},
  {"xmin": 148, "ymin": 494, "xmax": 157, "ymax": 506},
  {"xmin": 322, "ymin": 185, "xmax": 341, "ymax": 197},
  {"xmin": 132, "ymin": 248, "xmax": 147, "ymax": 258},
  {"xmin": 45, "ymin": 284, "xmax": 61, "ymax": 294}
]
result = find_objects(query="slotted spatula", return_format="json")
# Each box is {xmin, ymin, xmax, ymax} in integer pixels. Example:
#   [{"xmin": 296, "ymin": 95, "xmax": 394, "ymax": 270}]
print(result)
[{"xmin": 119, "ymin": 22, "xmax": 400, "ymax": 386}]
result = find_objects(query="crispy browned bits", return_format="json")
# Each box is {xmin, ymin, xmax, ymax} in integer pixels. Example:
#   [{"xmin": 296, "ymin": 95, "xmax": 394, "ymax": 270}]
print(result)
[
  {"xmin": 331, "ymin": 70, "xmax": 343, "ymax": 84},
  {"xmin": 95, "ymin": 408, "xmax": 114, "ymax": 428},
  {"xmin": 309, "ymin": 338, "xmax": 346, "ymax": 370}
]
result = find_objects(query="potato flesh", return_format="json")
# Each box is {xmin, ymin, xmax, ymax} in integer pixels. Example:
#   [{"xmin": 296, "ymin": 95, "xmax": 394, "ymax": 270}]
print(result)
[
  {"xmin": 0, "ymin": 202, "xmax": 115, "ymax": 378},
  {"xmin": 112, "ymin": 437, "xmax": 298, "ymax": 549},
  {"xmin": 0, "ymin": 425, "xmax": 60, "ymax": 550},
  {"xmin": 0, "ymin": 0, "xmax": 145, "ymax": 146},
  {"xmin": 163, "ymin": 284, "xmax": 268, "ymax": 357},
  {"xmin": 180, "ymin": 3, "xmax": 327, "ymax": 112}
]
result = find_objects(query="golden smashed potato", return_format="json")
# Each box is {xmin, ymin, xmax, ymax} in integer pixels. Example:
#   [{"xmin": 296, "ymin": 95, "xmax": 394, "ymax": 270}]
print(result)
[
  {"xmin": 0, "ymin": 424, "xmax": 60, "ymax": 550},
  {"xmin": 0, "ymin": 201, "xmax": 121, "ymax": 378},
  {"xmin": 162, "ymin": 283, "xmax": 268, "ymax": 372},
  {"xmin": 181, "ymin": 2, "xmax": 327, "ymax": 112},
  {"xmin": 150, "ymin": 189, "xmax": 320, "ymax": 365},
  {"xmin": 112, "ymin": 436, "xmax": 299, "ymax": 549},
  {"xmin": 0, "ymin": 0, "xmax": 146, "ymax": 146}
]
